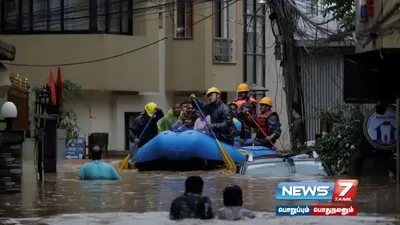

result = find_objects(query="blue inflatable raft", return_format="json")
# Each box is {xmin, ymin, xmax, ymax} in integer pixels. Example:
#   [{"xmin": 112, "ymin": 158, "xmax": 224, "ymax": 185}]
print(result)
[{"xmin": 133, "ymin": 130, "xmax": 279, "ymax": 171}]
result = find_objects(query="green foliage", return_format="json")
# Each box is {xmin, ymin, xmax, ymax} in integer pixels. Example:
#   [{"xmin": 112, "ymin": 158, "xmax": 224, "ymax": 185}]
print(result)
[
  {"xmin": 33, "ymin": 80, "xmax": 90, "ymax": 141},
  {"xmin": 314, "ymin": 104, "xmax": 365, "ymax": 174},
  {"xmin": 320, "ymin": 0, "xmax": 355, "ymax": 31},
  {"xmin": 58, "ymin": 80, "xmax": 90, "ymax": 140}
]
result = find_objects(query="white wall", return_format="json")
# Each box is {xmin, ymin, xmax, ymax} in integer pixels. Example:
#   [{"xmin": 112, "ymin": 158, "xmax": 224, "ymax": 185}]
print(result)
[
  {"xmin": 265, "ymin": 20, "xmax": 292, "ymax": 151},
  {"xmin": 68, "ymin": 91, "xmax": 173, "ymax": 151}
]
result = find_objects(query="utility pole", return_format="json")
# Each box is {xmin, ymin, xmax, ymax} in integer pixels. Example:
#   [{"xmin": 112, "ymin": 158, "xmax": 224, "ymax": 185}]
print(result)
[{"xmin": 276, "ymin": 12, "xmax": 298, "ymax": 151}]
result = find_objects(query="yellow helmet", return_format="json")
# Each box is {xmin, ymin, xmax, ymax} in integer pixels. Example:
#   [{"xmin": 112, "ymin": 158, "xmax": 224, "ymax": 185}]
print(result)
[
  {"xmin": 144, "ymin": 102, "xmax": 157, "ymax": 116},
  {"xmin": 237, "ymin": 83, "xmax": 250, "ymax": 93},
  {"xmin": 206, "ymin": 87, "xmax": 221, "ymax": 96},
  {"xmin": 259, "ymin": 97, "xmax": 273, "ymax": 106}
]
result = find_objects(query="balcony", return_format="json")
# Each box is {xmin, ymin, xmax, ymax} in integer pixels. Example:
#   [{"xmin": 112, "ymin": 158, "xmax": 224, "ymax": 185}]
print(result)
[{"xmin": 213, "ymin": 37, "xmax": 234, "ymax": 63}]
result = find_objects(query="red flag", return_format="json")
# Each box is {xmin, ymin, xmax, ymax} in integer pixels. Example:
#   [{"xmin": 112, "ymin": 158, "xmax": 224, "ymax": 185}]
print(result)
[
  {"xmin": 49, "ymin": 70, "xmax": 57, "ymax": 106},
  {"xmin": 57, "ymin": 67, "xmax": 64, "ymax": 99}
]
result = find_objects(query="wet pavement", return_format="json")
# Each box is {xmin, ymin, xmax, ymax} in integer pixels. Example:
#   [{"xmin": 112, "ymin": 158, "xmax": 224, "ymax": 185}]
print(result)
[{"xmin": 0, "ymin": 159, "xmax": 400, "ymax": 224}]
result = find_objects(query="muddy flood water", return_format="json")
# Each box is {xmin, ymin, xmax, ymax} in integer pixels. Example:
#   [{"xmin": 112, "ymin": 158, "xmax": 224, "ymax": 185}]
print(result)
[{"xmin": 1, "ymin": 159, "xmax": 400, "ymax": 224}]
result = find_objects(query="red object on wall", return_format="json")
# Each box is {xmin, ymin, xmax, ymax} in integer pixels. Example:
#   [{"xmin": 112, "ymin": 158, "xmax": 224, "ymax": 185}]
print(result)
[{"xmin": 367, "ymin": 0, "xmax": 374, "ymax": 17}]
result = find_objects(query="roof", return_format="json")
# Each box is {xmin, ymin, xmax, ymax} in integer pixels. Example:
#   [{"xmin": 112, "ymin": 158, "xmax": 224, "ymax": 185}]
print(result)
[{"xmin": 0, "ymin": 40, "xmax": 16, "ymax": 61}]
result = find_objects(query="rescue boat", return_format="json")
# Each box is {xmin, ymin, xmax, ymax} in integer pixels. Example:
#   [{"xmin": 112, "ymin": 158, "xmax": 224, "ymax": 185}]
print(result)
[{"xmin": 132, "ymin": 130, "xmax": 280, "ymax": 171}]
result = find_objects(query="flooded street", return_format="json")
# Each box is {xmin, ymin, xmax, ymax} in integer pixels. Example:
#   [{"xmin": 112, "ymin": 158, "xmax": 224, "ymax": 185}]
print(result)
[{"xmin": 0, "ymin": 159, "xmax": 400, "ymax": 224}]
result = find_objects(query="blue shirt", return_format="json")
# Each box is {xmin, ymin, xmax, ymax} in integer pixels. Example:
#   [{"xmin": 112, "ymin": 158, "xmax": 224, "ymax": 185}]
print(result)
[
  {"xmin": 77, "ymin": 160, "xmax": 121, "ymax": 180},
  {"xmin": 233, "ymin": 118, "xmax": 242, "ymax": 142}
]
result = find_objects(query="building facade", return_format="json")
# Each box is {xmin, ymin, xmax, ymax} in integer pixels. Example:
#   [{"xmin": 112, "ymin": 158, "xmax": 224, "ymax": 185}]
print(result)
[{"xmin": 1, "ymin": 0, "xmax": 243, "ymax": 150}]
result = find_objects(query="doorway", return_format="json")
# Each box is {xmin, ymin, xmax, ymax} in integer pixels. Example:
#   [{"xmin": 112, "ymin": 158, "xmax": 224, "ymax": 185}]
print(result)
[{"xmin": 124, "ymin": 112, "xmax": 141, "ymax": 150}]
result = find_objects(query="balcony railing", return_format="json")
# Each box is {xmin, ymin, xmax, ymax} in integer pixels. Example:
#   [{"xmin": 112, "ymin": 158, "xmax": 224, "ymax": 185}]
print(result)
[{"xmin": 214, "ymin": 37, "xmax": 233, "ymax": 62}]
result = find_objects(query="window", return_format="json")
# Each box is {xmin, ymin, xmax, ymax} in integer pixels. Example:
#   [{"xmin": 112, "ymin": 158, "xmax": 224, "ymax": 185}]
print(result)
[
  {"xmin": 0, "ymin": 0, "xmax": 133, "ymax": 35},
  {"xmin": 213, "ymin": 0, "xmax": 236, "ymax": 62},
  {"xmin": 297, "ymin": 0, "xmax": 319, "ymax": 16},
  {"xmin": 174, "ymin": 0, "xmax": 193, "ymax": 38},
  {"xmin": 244, "ymin": 162, "xmax": 291, "ymax": 176}
]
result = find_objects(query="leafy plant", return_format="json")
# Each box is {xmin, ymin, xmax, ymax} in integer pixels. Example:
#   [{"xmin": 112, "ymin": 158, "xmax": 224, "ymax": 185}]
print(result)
[
  {"xmin": 58, "ymin": 80, "xmax": 90, "ymax": 141},
  {"xmin": 320, "ymin": 0, "xmax": 355, "ymax": 31},
  {"xmin": 33, "ymin": 80, "xmax": 90, "ymax": 142},
  {"xmin": 314, "ymin": 104, "xmax": 365, "ymax": 174}
]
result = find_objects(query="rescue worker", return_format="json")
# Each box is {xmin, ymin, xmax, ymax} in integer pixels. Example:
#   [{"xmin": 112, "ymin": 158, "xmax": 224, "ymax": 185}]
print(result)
[
  {"xmin": 77, "ymin": 145, "xmax": 121, "ymax": 180},
  {"xmin": 157, "ymin": 103, "xmax": 181, "ymax": 132},
  {"xmin": 129, "ymin": 102, "xmax": 164, "ymax": 148},
  {"xmin": 190, "ymin": 87, "xmax": 236, "ymax": 145},
  {"xmin": 216, "ymin": 185, "xmax": 255, "ymax": 220},
  {"xmin": 246, "ymin": 97, "xmax": 281, "ymax": 148},
  {"xmin": 170, "ymin": 176, "xmax": 213, "ymax": 220},
  {"xmin": 233, "ymin": 83, "xmax": 257, "ymax": 143},
  {"xmin": 171, "ymin": 103, "xmax": 197, "ymax": 131}
]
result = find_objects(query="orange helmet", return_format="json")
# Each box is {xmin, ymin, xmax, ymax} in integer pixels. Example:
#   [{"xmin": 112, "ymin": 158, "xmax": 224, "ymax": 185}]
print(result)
[
  {"xmin": 259, "ymin": 97, "xmax": 273, "ymax": 106},
  {"xmin": 236, "ymin": 83, "xmax": 250, "ymax": 93}
]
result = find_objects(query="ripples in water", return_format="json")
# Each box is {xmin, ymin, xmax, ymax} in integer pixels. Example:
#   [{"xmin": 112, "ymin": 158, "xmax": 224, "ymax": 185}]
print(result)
[
  {"xmin": 1, "ymin": 212, "xmax": 400, "ymax": 225},
  {"xmin": 0, "ymin": 159, "xmax": 399, "ymax": 224}
]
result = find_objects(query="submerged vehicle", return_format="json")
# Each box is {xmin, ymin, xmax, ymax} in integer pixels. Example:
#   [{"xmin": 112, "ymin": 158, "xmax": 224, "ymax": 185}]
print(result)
[
  {"xmin": 132, "ymin": 130, "xmax": 280, "ymax": 171},
  {"xmin": 237, "ymin": 153, "xmax": 332, "ymax": 177}
]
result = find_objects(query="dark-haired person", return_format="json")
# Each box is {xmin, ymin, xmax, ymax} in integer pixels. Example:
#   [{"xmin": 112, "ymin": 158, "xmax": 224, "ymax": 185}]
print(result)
[
  {"xmin": 171, "ymin": 103, "xmax": 197, "ymax": 132},
  {"xmin": 181, "ymin": 100, "xmax": 190, "ymax": 114},
  {"xmin": 216, "ymin": 185, "xmax": 255, "ymax": 220},
  {"xmin": 77, "ymin": 146, "xmax": 121, "ymax": 180},
  {"xmin": 170, "ymin": 176, "xmax": 213, "ymax": 220},
  {"xmin": 157, "ymin": 102, "xmax": 181, "ymax": 132}
]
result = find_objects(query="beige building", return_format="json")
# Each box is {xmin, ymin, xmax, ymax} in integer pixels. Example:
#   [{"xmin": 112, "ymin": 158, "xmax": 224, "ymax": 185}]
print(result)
[{"xmin": 1, "ymin": 0, "xmax": 244, "ymax": 150}]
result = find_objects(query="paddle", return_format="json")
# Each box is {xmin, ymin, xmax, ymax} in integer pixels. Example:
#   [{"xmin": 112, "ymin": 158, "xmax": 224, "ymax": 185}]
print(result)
[
  {"xmin": 245, "ymin": 111, "xmax": 281, "ymax": 154},
  {"xmin": 119, "ymin": 113, "xmax": 155, "ymax": 169},
  {"xmin": 192, "ymin": 99, "xmax": 236, "ymax": 172}
]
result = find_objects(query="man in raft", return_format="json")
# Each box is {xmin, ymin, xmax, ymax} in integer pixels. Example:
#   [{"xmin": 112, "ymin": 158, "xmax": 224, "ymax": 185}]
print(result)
[
  {"xmin": 189, "ymin": 87, "xmax": 236, "ymax": 145},
  {"xmin": 157, "ymin": 102, "xmax": 181, "ymax": 132},
  {"xmin": 233, "ymin": 83, "xmax": 257, "ymax": 146},
  {"xmin": 246, "ymin": 97, "xmax": 281, "ymax": 148},
  {"xmin": 129, "ymin": 102, "xmax": 164, "ymax": 148}
]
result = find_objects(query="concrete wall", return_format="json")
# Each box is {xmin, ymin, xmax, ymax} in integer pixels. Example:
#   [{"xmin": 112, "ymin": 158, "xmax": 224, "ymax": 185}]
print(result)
[
  {"xmin": 2, "ymin": 1, "xmax": 244, "ymax": 93},
  {"xmin": 265, "ymin": 20, "xmax": 291, "ymax": 151}
]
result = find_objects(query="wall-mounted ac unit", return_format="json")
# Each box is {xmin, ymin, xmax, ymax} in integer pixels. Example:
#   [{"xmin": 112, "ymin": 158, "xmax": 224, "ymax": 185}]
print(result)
[{"xmin": 355, "ymin": 0, "xmax": 400, "ymax": 54}]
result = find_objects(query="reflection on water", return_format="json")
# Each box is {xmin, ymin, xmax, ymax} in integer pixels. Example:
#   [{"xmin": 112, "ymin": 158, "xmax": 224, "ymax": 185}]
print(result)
[
  {"xmin": 0, "ymin": 160, "xmax": 399, "ymax": 224},
  {"xmin": 2, "ymin": 212, "xmax": 400, "ymax": 225}
]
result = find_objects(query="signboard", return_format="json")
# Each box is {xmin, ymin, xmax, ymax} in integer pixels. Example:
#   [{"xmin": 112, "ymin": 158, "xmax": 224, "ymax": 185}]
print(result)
[
  {"xmin": 65, "ymin": 138, "xmax": 85, "ymax": 159},
  {"xmin": 363, "ymin": 106, "xmax": 396, "ymax": 150}
]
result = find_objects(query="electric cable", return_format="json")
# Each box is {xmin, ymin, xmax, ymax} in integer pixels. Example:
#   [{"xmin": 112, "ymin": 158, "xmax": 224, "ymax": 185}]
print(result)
[{"xmin": 3, "ymin": 0, "xmax": 239, "ymax": 67}]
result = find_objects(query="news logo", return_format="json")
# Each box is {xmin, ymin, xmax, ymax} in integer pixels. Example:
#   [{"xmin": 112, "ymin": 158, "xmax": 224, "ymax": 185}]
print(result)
[
  {"xmin": 276, "ymin": 179, "xmax": 358, "ymax": 203},
  {"xmin": 331, "ymin": 179, "xmax": 358, "ymax": 203}
]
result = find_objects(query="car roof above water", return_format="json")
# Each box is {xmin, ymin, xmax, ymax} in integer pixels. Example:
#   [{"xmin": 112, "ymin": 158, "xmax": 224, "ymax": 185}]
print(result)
[{"xmin": 240, "ymin": 154, "xmax": 332, "ymax": 177}]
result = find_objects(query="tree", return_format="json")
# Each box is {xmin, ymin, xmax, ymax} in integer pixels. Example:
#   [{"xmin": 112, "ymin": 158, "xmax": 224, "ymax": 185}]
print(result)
[{"xmin": 321, "ymin": 0, "xmax": 355, "ymax": 31}]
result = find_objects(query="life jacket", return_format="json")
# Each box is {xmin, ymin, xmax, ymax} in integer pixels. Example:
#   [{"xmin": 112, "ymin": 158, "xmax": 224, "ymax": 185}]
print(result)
[
  {"xmin": 233, "ymin": 97, "xmax": 257, "ymax": 109},
  {"xmin": 234, "ymin": 98, "xmax": 257, "ymax": 129},
  {"xmin": 255, "ymin": 110, "xmax": 278, "ymax": 136}
]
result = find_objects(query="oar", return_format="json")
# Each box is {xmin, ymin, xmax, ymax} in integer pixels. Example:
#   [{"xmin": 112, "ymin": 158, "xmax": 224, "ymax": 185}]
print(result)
[
  {"xmin": 245, "ymin": 111, "xmax": 281, "ymax": 154},
  {"xmin": 119, "ymin": 113, "xmax": 155, "ymax": 169},
  {"xmin": 193, "ymin": 99, "xmax": 236, "ymax": 172}
]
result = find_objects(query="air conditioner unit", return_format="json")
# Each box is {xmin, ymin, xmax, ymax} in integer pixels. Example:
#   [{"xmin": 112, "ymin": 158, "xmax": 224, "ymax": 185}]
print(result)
[{"xmin": 356, "ymin": 0, "xmax": 400, "ymax": 54}]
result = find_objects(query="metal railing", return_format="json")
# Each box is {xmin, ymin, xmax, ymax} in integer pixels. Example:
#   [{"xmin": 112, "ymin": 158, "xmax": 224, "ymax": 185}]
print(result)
[{"xmin": 214, "ymin": 37, "xmax": 233, "ymax": 62}]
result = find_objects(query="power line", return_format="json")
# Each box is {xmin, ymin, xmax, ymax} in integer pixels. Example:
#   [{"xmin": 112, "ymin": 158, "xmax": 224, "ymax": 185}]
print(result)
[
  {"xmin": 3, "ymin": 0, "xmax": 239, "ymax": 67},
  {"xmin": 12, "ymin": 3, "xmax": 216, "ymax": 31}
]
